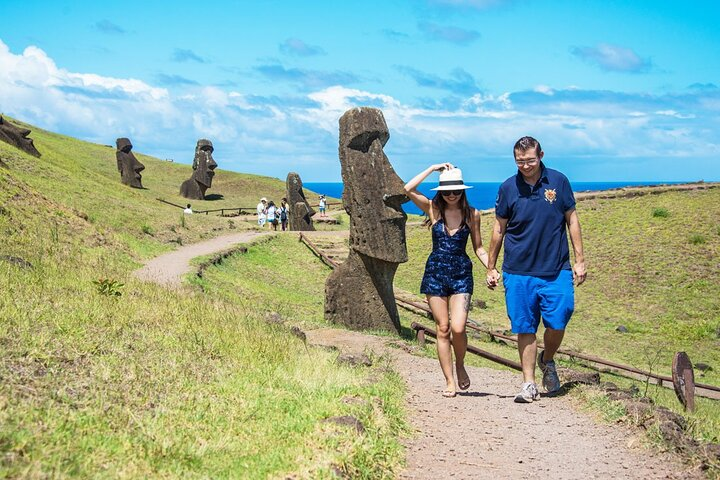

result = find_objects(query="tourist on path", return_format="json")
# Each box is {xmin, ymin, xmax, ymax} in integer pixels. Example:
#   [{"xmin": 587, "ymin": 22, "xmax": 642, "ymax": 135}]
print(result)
[
  {"xmin": 279, "ymin": 198, "xmax": 289, "ymax": 231},
  {"xmin": 486, "ymin": 136, "xmax": 586, "ymax": 403},
  {"xmin": 256, "ymin": 197, "xmax": 267, "ymax": 228},
  {"xmin": 318, "ymin": 195, "xmax": 327, "ymax": 217},
  {"xmin": 405, "ymin": 164, "xmax": 489, "ymax": 397},
  {"xmin": 183, "ymin": 203, "xmax": 193, "ymax": 214},
  {"xmin": 266, "ymin": 200, "xmax": 278, "ymax": 231}
]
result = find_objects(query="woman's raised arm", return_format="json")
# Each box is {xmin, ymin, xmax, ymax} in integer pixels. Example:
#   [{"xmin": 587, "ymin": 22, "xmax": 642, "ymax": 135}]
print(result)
[{"xmin": 404, "ymin": 163, "xmax": 453, "ymax": 215}]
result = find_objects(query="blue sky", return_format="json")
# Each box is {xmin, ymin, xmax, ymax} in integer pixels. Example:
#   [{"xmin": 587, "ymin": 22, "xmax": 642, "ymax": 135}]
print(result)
[{"xmin": 0, "ymin": 0, "xmax": 717, "ymax": 182}]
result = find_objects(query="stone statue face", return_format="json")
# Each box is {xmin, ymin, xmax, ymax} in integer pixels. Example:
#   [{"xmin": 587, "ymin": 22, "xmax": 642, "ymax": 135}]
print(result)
[
  {"xmin": 286, "ymin": 172, "xmax": 312, "ymax": 210},
  {"xmin": 286, "ymin": 172, "xmax": 316, "ymax": 230},
  {"xmin": 339, "ymin": 107, "xmax": 408, "ymax": 263},
  {"xmin": 0, "ymin": 116, "xmax": 41, "ymax": 157},
  {"xmin": 192, "ymin": 139, "xmax": 217, "ymax": 188},
  {"xmin": 115, "ymin": 137, "xmax": 145, "ymax": 188}
]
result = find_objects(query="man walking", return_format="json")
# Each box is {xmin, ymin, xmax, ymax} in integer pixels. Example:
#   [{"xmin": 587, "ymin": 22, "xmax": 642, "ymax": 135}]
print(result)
[{"xmin": 486, "ymin": 136, "xmax": 586, "ymax": 403}]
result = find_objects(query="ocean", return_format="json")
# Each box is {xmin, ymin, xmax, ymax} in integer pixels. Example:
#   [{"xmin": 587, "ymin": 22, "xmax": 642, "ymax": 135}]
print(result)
[{"xmin": 304, "ymin": 181, "xmax": 682, "ymax": 216}]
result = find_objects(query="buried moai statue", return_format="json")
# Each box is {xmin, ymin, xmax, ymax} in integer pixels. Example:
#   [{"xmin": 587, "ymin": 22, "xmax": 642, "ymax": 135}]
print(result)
[
  {"xmin": 180, "ymin": 139, "xmax": 217, "ymax": 200},
  {"xmin": 286, "ymin": 172, "xmax": 315, "ymax": 231},
  {"xmin": 115, "ymin": 138, "xmax": 145, "ymax": 188},
  {"xmin": 0, "ymin": 116, "xmax": 41, "ymax": 158},
  {"xmin": 324, "ymin": 107, "xmax": 409, "ymax": 333}
]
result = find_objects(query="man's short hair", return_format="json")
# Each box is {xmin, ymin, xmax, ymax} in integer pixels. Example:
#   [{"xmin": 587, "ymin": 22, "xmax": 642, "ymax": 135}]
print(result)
[{"xmin": 513, "ymin": 136, "xmax": 542, "ymax": 157}]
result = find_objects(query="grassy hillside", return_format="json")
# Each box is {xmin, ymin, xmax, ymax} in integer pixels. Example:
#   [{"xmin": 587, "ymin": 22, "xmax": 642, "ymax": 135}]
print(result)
[
  {"xmin": 0, "ymin": 119, "xmax": 405, "ymax": 478},
  {"xmin": 0, "ymin": 116, "xmax": 329, "ymax": 257}
]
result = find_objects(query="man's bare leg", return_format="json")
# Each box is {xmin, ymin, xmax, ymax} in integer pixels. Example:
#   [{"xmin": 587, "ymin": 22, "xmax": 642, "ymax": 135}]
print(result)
[
  {"xmin": 541, "ymin": 328, "xmax": 565, "ymax": 362},
  {"xmin": 518, "ymin": 333, "xmax": 537, "ymax": 383}
]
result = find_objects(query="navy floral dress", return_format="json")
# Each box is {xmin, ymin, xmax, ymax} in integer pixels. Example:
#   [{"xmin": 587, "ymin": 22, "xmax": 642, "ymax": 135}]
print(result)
[{"xmin": 420, "ymin": 219, "xmax": 473, "ymax": 297}]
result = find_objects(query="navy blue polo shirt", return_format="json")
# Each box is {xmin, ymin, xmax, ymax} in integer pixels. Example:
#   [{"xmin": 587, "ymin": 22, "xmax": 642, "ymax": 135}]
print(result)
[{"xmin": 495, "ymin": 163, "xmax": 576, "ymax": 276}]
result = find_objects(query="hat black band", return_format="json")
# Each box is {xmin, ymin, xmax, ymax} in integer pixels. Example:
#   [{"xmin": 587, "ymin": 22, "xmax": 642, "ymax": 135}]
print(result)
[{"xmin": 438, "ymin": 180, "xmax": 464, "ymax": 186}]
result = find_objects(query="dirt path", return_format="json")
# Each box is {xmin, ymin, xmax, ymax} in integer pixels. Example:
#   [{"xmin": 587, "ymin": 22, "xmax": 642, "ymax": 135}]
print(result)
[
  {"xmin": 132, "ymin": 230, "xmax": 273, "ymax": 287},
  {"xmin": 307, "ymin": 328, "xmax": 691, "ymax": 479},
  {"xmin": 133, "ymin": 231, "xmax": 690, "ymax": 478}
]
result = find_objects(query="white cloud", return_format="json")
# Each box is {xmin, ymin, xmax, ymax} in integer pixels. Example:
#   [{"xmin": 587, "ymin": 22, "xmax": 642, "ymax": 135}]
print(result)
[
  {"xmin": 533, "ymin": 85, "xmax": 555, "ymax": 96},
  {"xmin": 0, "ymin": 39, "xmax": 717, "ymax": 181}
]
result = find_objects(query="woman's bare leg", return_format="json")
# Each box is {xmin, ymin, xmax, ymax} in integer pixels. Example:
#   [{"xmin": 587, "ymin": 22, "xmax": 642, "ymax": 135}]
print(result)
[
  {"xmin": 449, "ymin": 293, "xmax": 471, "ymax": 389},
  {"xmin": 427, "ymin": 295, "xmax": 455, "ymax": 395}
]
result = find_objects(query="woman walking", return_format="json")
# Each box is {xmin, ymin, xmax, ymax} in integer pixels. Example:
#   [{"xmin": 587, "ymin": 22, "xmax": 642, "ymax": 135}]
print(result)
[
  {"xmin": 405, "ymin": 164, "xmax": 489, "ymax": 397},
  {"xmin": 279, "ymin": 198, "xmax": 289, "ymax": 231},
  {"xmin": 266, "ymin": 200, "xmax": 278, "ymax": 231}
]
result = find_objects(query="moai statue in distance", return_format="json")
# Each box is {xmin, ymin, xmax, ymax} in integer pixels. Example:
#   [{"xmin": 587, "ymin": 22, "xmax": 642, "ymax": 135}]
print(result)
[
  {"xmin": 0, "ymin": 116, "xmax": 41, "ymax": 157},
  {"xmin": 286, "ymin": 172, "xmax": 315, "ymax": 231},
  {"xmin": 115, "ymin": 138, "xmax": 145, "ymax": 188},
  {"xmin": 180, "ymin": 139, "xmax": 217, "ymax": 200},
  {"xmin": 325, "ymin": 107, "xmax": 409, "ymax": 333}
]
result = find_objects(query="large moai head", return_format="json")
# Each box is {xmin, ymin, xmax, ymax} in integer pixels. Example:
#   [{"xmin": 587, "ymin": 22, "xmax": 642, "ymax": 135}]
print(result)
[
  {"xmin": 192, "ymin": 139, "xmax": 217, "ymax": 188},
  {"xmin": 339, "ymin": 107, "xmax": 408, "ymax": 263},
  {"xmin": 0, "ymin": 116, "xmax": 41, "ymax": 158},
  {"xmin": 180, "ymin": 139, "xmax": 217, "ymax": 199},
  {"xmin": 286, "ymin": 171, "xmax": 315, "ymax": 231},
  {"xmin": 115, "ymin": 137, "xmax": 145, "ymax": 188}
]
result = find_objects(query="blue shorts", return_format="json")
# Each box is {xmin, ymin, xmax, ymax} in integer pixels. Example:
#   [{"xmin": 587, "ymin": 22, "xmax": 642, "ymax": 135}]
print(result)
[{"xmin": 503, "ymin": 270, "xmax": 574, "ymax": 334}]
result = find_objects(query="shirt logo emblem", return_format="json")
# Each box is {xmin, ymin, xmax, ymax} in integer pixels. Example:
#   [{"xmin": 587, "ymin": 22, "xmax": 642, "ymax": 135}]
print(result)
[{"xmin": 544, "ymin": 189, "xmax": 557, "ymax": 204}]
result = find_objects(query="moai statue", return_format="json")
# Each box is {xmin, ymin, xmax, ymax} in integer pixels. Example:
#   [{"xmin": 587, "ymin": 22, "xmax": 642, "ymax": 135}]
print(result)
[
  {"xmin": 0, "ymin": 116, "xmax": 41, "ymax": 157},
  {"xmin": 324, "ymin": 107, "xmax": 409, "ymax": 333},
  {"xmin": 115, "ymin": 137, "xmax": 145, "ymax": 188},
  {"xmin": 286, "ymin": 172, "xmax": 315, "ymax": 231},
  {"xmin": 180, "ymin": 139, "xmax": 217, "ymax": 200}
]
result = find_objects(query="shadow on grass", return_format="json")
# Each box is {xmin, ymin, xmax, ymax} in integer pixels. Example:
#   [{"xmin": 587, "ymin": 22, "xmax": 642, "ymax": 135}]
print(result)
[
  {"xmin": 203, "ymin": 193, "xmax": 225, "ymax": 201},
  {"xmin": 541, "ymin": 381, "xmax": 585, "ymax": 398}
]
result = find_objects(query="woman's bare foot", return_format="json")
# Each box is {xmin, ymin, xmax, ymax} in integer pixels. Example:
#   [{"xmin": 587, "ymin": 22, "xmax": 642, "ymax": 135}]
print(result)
[{"xmin": 457, "ymin": 364, "xmax": 470, "ymax": 391}]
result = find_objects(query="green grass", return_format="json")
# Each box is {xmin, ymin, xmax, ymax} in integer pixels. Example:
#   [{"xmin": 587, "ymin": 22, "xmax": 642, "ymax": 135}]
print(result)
[
  {"xmin": 652, "ymin": 207, "xmax": 670, "ymax": 218},
  {"xmin": 0, "ymin": 121, "xmax": 405, "ymax": 478},
  {"xmin": 689, "ymin": 233, "xmax": 707, "ymax": 245}
]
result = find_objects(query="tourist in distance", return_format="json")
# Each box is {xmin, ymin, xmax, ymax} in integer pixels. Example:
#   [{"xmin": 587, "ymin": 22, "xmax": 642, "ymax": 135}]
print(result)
[
  {"xmin": 405, "ymin": 164, "xmax": 489, "ymax": 397},
  {"xmin": 318, "ymin": 194, "xmax": 327, "ymax": 217},
  {"xmin": 486, "ymin": 136, "xmax": 586, "ymax": 403},
  {"xmin": 256, "ymin": 197, "xmax": 267, "ymax": 228},
  {"xmin": 266, "ymin": 200, "xmax": 278, "ymax": 231},
  {"xmin": 183, "ymin": 203, "xmax": 193, "ymax": 214},
  {"xmin": 279, "ymin": 198, "xmax": 289, "ymax": 231}
]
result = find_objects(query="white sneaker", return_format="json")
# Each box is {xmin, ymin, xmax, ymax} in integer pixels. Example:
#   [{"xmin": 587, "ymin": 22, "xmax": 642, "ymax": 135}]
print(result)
[{"xmin": 514, "ymin": 382, "xmax": 540, "ymax": 403}]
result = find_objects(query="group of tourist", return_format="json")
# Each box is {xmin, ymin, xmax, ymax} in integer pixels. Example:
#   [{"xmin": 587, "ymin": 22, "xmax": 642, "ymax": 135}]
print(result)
[
  {"xmin": 405, "ymin": 136, "xmax": 586, "ymax": 402},
  {"xmin": 256, "ymin": 197, "xmax": 289, "ymax": 231}
]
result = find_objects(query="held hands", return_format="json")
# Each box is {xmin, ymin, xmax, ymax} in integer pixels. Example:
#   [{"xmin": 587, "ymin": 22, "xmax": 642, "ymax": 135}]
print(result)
[
  {"xmin": 486, "ymin": 268, "xmax": 500, "ymax": 290},
  {"xmin": 573, "ymin": 261, "xmax": 587, "ymax": 286}
]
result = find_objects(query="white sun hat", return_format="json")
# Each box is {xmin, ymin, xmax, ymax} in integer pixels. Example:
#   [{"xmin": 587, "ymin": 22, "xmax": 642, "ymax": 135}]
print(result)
[{"xmin": 431, "ymin": 167, "xmax": 473, "ymax": 191}]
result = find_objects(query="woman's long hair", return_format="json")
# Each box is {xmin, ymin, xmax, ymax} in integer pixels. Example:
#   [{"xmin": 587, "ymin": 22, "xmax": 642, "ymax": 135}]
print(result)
[{"xmin": 424, "ymin": 190, "xmax": 473, "ymax": 227}]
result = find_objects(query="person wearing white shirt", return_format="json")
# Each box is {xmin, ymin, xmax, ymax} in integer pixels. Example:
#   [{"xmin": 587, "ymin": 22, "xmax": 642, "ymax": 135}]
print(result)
[{"xmin": 257, "ymin": 197, "xmax": 267, "ymax": 227}]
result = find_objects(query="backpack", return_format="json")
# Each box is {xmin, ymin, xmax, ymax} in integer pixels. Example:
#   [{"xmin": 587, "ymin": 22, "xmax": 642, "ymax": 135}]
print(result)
[{"xmin": 280, "ymin": 207, "xmax": 288, "ymax": 221}]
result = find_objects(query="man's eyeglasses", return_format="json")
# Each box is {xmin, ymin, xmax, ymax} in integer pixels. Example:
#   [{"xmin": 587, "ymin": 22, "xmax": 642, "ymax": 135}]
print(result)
[
  {"xmin": 441, "ymin": 189, "xmax": 463, "ymax": 196},
  {"xmin": 515, "ymin": 157, "xmax": 539, "ymax": 167}
]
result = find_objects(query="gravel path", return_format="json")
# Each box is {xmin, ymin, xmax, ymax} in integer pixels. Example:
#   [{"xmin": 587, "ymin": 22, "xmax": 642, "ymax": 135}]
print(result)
[
  {"xmin": 132, "ymin": 232, "xmax": 690, "ymax": 478},
  {"xmin": 133, "ymin": 230, "xmax": 272, "ymax": 287},
  {"xmin": 307, "ymin": 328, "xmax": 691, "ymax": 479}
]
